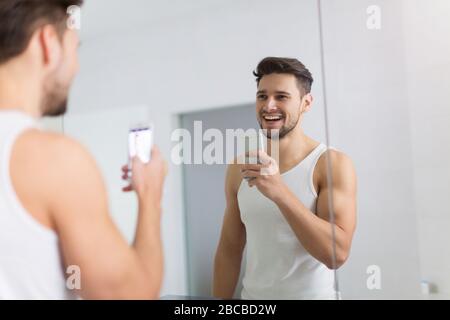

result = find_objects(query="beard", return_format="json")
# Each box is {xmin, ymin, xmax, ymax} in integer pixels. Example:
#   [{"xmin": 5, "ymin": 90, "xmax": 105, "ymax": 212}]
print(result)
[
  {"xmin": 42, "ymin": 97, "xmax": 68, "ymax": 117},
  {"xmin": 41, "ymin": 72, "xmax": 70, "ymax": 117},
  {"xmin": 258, "ymin": 110, "xmax": 301, "ymax": 140}
]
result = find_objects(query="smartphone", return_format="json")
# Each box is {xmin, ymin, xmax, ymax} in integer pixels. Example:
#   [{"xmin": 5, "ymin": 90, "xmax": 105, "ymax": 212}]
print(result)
[
  {"xmin": 243, "ymin": 130, "xmax": 265, "ymax": 181},
  {"xmin": 128, "ymin": 124, "xmax": 153, "ymax": 168},
  {"xmin": 244, "ymin": 130, "xmax": 265, "ymax": 164}
]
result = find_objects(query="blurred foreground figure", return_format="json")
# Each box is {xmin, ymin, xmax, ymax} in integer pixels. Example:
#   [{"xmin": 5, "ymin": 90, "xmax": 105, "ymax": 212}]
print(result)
[{"xmin": 0, "ymin": 0, "xmax": 167, "ymax": 299}]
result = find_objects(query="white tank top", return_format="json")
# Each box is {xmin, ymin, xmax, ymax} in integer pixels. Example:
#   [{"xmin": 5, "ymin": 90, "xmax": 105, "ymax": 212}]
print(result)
[
  {"xmin": 0, "ymin": 110, "xmax": 75, "ymax": 299},
  {"xmin": 238, "ymin": 143, "xmax": 338, "ymax": 300}
]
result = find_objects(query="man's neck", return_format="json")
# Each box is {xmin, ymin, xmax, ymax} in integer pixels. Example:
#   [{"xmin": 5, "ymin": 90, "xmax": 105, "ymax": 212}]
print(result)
[
  {"xmin": 0, "ymin": 64, "xmax": 41, "ymax": 118},
  {"xmin": 268, "ymin": 126, "xmax": 319, "ymax": 172}
]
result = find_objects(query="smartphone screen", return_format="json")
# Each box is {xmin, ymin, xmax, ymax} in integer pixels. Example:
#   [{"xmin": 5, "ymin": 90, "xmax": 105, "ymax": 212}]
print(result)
[
  {"xmin": 242, "ymin": 131, "xmax": 265, "ymax": 184},
  {"xmin": 244, "ymin": 130, "xmax": 265, "ymax": 165},
  {"xmin": 128, "ymin": 126, "xmax": 153, "ymax": 164}
]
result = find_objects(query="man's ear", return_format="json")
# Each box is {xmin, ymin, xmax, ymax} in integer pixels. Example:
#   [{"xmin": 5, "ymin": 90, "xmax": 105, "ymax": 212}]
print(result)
[
  {"xmin": 301, "ymin": 93, "xmax": 313, "ymax": 113},
  {"xmin": 38, "ymin": 24, "xmax": 63, "ymax": 71}
]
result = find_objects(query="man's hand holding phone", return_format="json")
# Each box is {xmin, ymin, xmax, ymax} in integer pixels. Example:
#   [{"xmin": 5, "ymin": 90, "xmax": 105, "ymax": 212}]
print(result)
[
  {"xmin": 121, "ymin": 125, "xmax": 167, "ymax": 211},
  {"xmin": 242, "ymin": 130, "xmax": 266, "ymax": 181},
  {"xmin": 120, "ymin": 126, "xmax": 167, "ymax": 296},
  {"xmin": 122, "ymin": 147, "xmax": 167, "ymax": 208}
]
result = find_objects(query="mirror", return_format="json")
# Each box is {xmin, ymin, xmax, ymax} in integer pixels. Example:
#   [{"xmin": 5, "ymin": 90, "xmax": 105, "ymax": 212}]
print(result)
[
  {"xmin": 5, "ymin": 0, "xmax": 449, "ymax": 302},
  {"xmin": 64, "ymin": 0, "xmax": 338, "ymax": 299},
  {"xmin": 322, "ymin": 0, "xmax": 450, "ymax": 299}
]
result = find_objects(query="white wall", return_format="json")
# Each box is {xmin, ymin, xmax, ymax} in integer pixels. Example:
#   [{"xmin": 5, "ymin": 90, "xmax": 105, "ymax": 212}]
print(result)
[
  {"xmin": 39, "ymin": 116, "xmax": 64, "ymax": 133},
  {"xmin": 402, "ymin": 0, "xmax": 450, "ymax": 299},
  {"xmin": 67, "ymin": 0, "xmax": 328, "ymax": 296}
]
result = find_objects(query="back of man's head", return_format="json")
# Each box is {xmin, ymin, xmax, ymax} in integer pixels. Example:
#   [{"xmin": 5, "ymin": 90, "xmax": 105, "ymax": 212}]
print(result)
[
  {"xmin": 0, "ymin": 0, "xmax": 83, "ymax": 64},
  {"xmin": 0, "ymin": 0, "xmax": 84, "ymax": 117}
]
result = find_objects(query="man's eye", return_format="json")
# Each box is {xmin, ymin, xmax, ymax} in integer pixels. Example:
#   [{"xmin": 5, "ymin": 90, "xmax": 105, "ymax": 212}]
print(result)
[
  {"xmin": 257, "ymin": 95, "xmax": 267, "ymax": 100},
  {"xmin": 277, "ymin": 95, "xmax": 288, "ymax": 100}
]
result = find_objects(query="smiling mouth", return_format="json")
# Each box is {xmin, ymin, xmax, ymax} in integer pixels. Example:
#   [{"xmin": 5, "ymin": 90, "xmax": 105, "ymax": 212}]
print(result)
[{"xmin": 262, "ymin": 114, "xmax": 284, "ymax": 121}]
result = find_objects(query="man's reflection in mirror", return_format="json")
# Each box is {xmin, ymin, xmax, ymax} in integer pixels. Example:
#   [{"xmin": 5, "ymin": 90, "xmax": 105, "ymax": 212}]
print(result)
[{"xmin": 213, "ymin": 57, "xmax": 357, "ymax": 300}]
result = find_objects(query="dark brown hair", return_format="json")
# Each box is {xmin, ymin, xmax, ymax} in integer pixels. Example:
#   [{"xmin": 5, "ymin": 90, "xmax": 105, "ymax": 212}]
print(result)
[
  {"xmin": 0, "ymin": 0, "xmax": 83, "ymax": 64},
  {"xmin": 253, "ymin": 57, "xmax": 314, "ymax": 95}
]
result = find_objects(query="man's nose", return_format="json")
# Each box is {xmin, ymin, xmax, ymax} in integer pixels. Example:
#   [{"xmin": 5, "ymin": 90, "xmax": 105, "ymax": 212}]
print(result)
[{"xmin": 265, "ymin": 98, "xmax": 277, "ymax": 111}]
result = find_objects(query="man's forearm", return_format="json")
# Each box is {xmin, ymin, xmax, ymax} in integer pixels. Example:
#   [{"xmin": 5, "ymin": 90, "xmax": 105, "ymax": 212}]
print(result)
[
  {"xmin": 273, "ymin": 189, "xmax": 347, "ymax": 268},
  {"xmin": 133, "ymin": 200, "xmax": 163, "ymax": 297},
  {"xmin": 213, "ymin": 248, "xmax": 243, "ymax": 299}
]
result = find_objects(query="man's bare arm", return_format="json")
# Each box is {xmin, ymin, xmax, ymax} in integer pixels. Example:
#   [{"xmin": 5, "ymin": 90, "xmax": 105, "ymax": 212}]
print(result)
[
  {"xmin": 12, "ymin": 130, "xmax": 166, "ymax": 299},
  {"xmin": 213, "ymin": 164, "xmax": 246, "ymax": 299},
  {"xmin": 274, "ymin": 150, "xmax": 357, "ymax": 269},
  {"xmin": 241, "ymin": 149, "xmax": 357, "ymax": 269}
]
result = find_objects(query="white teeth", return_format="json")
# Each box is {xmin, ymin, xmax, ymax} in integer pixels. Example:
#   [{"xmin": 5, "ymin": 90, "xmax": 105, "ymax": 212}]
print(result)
[{"xmin": 264, "ymin": 115, "xmax": 282, "ymax": 120}]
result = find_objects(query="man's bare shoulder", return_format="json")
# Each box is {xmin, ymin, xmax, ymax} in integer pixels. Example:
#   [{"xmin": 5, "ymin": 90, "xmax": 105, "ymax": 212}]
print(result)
[
  {"xmin": 15, "ymin": 129, "xmax": 94, "ymax": 167},
  {"xmin": 316, "ymin": 149, "xmax": 356, "ymax": 189},
  {"xmin": 12, "ymin": 129, "xmax": 102, "ymax": 195},
  {"xmin": 10, "ymin": 129, "xmax": 105, "ymax": 228}
]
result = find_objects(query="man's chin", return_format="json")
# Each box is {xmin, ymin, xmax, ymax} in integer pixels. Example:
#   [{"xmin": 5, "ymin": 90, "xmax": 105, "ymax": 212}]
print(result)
[
  {"xmin": 43, "ymin": 101, "xmax": 68, "ymax": 117},
  {"xmin": 263, "ymin": 128, "xmax": 282, "ymax": 140}
]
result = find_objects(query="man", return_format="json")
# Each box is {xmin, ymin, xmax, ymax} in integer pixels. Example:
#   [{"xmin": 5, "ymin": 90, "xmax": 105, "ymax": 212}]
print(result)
[
  {"xmin": 213, "ymin": 57, "xmax": 357, "ymax": 299},
  {"xmin": 0, "ymin": 1, "xmax": 167, "ymax": 299}
]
